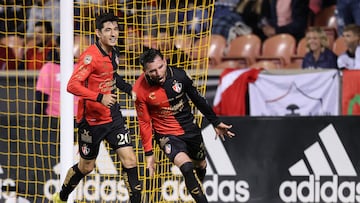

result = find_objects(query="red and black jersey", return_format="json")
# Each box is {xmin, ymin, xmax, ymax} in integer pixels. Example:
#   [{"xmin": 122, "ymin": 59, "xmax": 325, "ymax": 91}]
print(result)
[
  {"xmin": 133, "ymin": 66, "xmax": 220, "ymax": 153},
  {"xmin": 67, "ymin": 42, "xmax": 132, "ymax": 125}
]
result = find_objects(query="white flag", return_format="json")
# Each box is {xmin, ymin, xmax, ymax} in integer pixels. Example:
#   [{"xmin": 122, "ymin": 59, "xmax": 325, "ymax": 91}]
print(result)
[{"xmin": 249, "ymin": 70, "xmax": 340, "ymax": 116}]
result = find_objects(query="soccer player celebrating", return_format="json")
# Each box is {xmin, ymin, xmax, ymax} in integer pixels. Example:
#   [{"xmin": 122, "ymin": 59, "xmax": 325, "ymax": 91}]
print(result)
[
  {"xmin": 52, "ymin": 13, "xmax": 142, "ymax": 203},
  {"xmin": 133, "ymin": 48, "xmax": 235, "ymax": 203}
]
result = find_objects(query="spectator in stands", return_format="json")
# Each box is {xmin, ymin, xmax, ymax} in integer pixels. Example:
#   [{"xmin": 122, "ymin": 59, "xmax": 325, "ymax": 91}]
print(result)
[
  {"xmin": 308, "ymin": 0, "xmax": 335, "ymax": 27},
  {"xmin": 35, "ymin": 36, "xmax": 60, "ymax": 115},
  {"xmin": 302, "ymin": 27, "xmax": 338, "ymax": 69},
  {"xmin": 308, "ymin": 0, "xmax": 322, "ymax": 16},
  {"xmin": 0, "ymin": 34, "xmax": 17, "ymax": 70},
  {"xmin": 214, "ymin": 0, "xmax": 241, "ymax": 19},
  {"xmin": 26, "ymin": 0, "xmax": 60, "ymax": 38},
  {"xmin": 35, "ymin": 36, "xmax": 79, "ymax": 116},
  {"xmin": 21, "ymin": 21, "xmax": 55, "ymax": 70},
  {"xmin": 336, "ymin": 0, "xmax": 360, "ymax": 36},
  {"xmin": 212, "ymin": 0, "xmax": 245, "ymax": 39},
  {"xmin": 236, "ymin": 0, "xmax": 269, "ymax": 40},
  {"xmin": 258, "ymin": 0, "xmax": 309, "ymax": 42},
  {"xmin": 337, "ymin": 24, "xmax": 360, "ymax": 69}
]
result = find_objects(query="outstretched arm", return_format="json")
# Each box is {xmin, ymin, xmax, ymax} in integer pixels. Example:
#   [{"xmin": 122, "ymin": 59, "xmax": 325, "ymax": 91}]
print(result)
[{"xmin": 184, "ymin": 74, "xmax": 235, "ymax": 140}]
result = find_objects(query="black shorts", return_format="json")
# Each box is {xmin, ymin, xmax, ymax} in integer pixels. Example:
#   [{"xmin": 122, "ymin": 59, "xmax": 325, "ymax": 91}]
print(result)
[
  {"xmin": 77, "ymin": 118, "xmax": 132, "ymax": 160},
  {"xmin": 154, "ymin": 130, "xmax": 207, "ymax": 162}
]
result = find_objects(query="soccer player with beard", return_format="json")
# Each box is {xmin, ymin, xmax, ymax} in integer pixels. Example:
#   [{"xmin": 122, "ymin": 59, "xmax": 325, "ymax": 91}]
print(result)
[
  {"xmin": 52, "ymin": 13, "xmax": 142, "ymax": 203},
  {"xmin": 133, "ymin": 48, "xmax": 235, "ymax": 203}
]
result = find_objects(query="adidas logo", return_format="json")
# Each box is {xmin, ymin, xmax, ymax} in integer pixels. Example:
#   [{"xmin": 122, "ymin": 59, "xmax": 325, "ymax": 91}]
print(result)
[
  {"xmin": 279, "ymin": 124, "xmax": 360, "ymax": 203},
  {"xmin": 202, "ymin": 125, "xmax": 236, "ymax": 176},
  {"xmin": 288, "ymin": 124, "xmax": 356, "ymax": 177}
]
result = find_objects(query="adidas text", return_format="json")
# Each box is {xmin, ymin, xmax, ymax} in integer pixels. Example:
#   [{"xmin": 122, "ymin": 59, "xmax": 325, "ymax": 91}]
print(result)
[
  {"xmin": 45, "ymin": 174, "xmax": 129, "ymax": 201},
  {"xmin": 279, "ymin": 175, "xmax": 360, "ymax": 202},
  {"xmin": 162, "ymin": 175, "xmax": 250, "ymax": 202}
]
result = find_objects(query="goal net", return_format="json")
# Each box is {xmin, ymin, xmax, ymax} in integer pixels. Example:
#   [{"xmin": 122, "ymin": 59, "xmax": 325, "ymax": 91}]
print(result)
[{"xmin": 0, "ymin": 0, "xmax": 214, "ymax": 202}]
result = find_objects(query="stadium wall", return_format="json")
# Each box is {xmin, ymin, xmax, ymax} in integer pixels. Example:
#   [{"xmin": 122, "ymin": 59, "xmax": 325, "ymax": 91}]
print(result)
[{"xmin": 1, "ymin": 115, "xmax": 360, "ymax": 202}]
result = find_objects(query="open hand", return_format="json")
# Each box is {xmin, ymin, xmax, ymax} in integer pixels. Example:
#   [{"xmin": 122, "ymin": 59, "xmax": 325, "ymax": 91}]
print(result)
[
  {"xmin": 101, "ymin": 94, "xmax": 117, "ymax": 108},
  {"xmin": 214, "ymin": 122, "xmax": 235, "ymax": 141},
  {"xmin": 146, "ymin": 155, "xmax": 156, "ymax": 177}
]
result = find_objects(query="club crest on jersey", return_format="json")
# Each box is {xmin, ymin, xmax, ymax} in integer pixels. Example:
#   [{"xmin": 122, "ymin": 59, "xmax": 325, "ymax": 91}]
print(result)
[
  {"xmin": 81, "ymin": 144, "xmax": 90, "ymax": 155},
  {"xmin": 172, "ymin": 81, "xmax": 182, "ymax": 93},
  {"xmin": 149, "ymin": 92, "xmax": 156, "ymax": 100},
  {"xmin": 165, "ymin": 143, "xmax": 172, "ymax": 154},
  {"xmin": 84, "ymin": 55, "xmax": 92, "ymax": 64}
]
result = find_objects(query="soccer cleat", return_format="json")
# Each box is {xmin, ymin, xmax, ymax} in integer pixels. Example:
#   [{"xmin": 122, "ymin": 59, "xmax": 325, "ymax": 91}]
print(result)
[{"xmin": 52, "ymin": 193, "xmax": 66, "ymax": 203}]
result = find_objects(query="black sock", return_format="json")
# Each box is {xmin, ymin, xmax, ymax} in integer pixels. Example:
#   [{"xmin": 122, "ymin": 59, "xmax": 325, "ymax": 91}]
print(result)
[
  {"xmin": 196, "ymin": 167, "xmax": 207, "ymax": 182},
  {"xmin": 180, "ymin": 162, "xmax": 208, "ymax": 203},
  {"xmin": 59, "ymin": 164, "xmax": 85, "ymax": 201},
  {"xmin": 123, "ymin": 167, "xmax": 142, "ymax": 203}
]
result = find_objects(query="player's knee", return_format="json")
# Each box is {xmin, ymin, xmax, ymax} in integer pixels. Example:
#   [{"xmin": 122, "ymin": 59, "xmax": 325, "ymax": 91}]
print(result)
[
  {"xmin": 80, "ymin": 167, "xmax": 94, "ymax": 175},
  {"xmin": 78, "ymin": 162, "xmax": 95, "ymax": 175},
  {"xmin": 117, "ymin": 148, "xmax": 137, "ymax": 168},
  {"xmin": 198, "ymin": 160, "xmax": 207, "ymax": 169},
  {"xmin": 121, "ymin": 157, "xmax": 137, "ymax": 168},
  {"xmin": 180, "ymin": 162, "xmax": 195, "ymax": 175}
]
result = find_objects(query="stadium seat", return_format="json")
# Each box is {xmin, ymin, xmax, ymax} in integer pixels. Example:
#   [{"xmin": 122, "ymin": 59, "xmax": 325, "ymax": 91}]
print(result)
[
  {"xmin": 222, "ymin": 34, "xmax": 261, "ymax": 67},
  {"xmin": 73, "ymin": 35, "xmax": 90, "ymax": 60},
  {"xmin": 208, "ymin": 34, "xmax": 227, "ymax": 67},
  {"xmin": 255, "ymin": 34, "xmax": 296, "ymax": 68},
  {"xmin": 295, "ymin": 37, "xmax": 308, "ymax": 57},
  {"xmin": 125, "ymin": 27, "xmax": 142, "ymax": 51},
  {"xmin": 290, "ymin": 37, "xmax": 307, "ymax": 66},
  {"xmin": 191, "ymin": 34, "xmax": 227, "ymax": 68},
  {"xmin": 174, "ymin": 34, "xmax": 193, "ymax": 54},
  {"xmin": 332, "ymin": 36, "xmax": 347, "ymax": 56},
  {"xmin": 313, "ymin": 5, "xmax": 336, "ymax": 28}
]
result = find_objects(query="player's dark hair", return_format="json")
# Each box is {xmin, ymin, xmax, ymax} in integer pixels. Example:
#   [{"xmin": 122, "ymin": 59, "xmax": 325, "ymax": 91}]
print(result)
[
  {"xmin": 139, "ymin": 48, "xmax": 164, "ymax": 69},
  {"xmin": 95, "ymin": 12, "xmax": 119, "ymax": 30},
  {"xmin": 55, "ymin": 35, "xmax": 60, "ymax": 46},
  {"xmin": 35, "ymin": 21, "xmax": 53, "ymax": 33},
  {"xmin": 343, "ymin": 24, "xmax": 360, "ymax": 36}
]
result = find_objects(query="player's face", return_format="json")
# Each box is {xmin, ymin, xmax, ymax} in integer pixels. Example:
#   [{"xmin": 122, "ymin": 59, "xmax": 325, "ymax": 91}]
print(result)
[
  {"xmin": 306, "ymin": 31, "xmax": 322, "ymax": 52},
  {"xmin": 96, "ymin": 21, "xmax": 119, "ymax": 49},
  {"xmin": 34, "ymin": 25, "xmax": 51, "ymax": 46},
  {"xmin": 144, "ymin": 56, "xmax": 167, "ymax": 85}
]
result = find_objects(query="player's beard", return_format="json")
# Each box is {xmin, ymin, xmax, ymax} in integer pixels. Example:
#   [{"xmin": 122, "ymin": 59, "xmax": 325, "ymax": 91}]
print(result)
[
  {"xmin": 152, "ymin": 76, "xmax": 163, "ymax": 85},
  {"xmin": 146, "ymin": 74, "xmax": 164, "ymax": 85}
]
